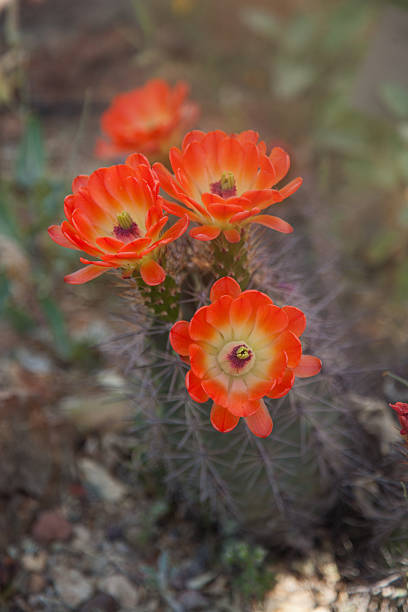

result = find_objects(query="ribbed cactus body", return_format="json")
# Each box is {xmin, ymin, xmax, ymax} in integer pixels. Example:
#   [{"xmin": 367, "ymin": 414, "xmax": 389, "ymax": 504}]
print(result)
[{"xmin": 124, "ymin": 230, "xmax": 408, "ymax": 557}]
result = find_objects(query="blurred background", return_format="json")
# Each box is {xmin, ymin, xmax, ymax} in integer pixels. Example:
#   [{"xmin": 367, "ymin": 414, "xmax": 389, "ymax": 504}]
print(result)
[{"xmin": 1, "ymin": 0, "xmax": 408, "ymax": 610}]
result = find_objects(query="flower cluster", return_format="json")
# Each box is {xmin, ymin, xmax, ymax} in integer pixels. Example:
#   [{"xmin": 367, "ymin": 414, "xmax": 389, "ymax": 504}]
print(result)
[
  {"xmin": 170, "ymin": 277, "xmax": 321, "ymax": 437},
  {"xmin": 49, "ymin": 78, "xmax": 322, "ymax": 439}
]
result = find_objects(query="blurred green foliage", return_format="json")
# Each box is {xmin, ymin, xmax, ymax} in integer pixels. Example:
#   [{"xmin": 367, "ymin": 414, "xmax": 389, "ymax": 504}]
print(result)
[
  {"xmin": 0, "ymin": 112, "xmax": 91, "ymax": 362},
  {"xmin": 221, "ymin": 539, "xmax": 275, "ymax": 602},
  {"xmin": 243, "ymin": 0, "xmax": 408, "ymax": 300}
]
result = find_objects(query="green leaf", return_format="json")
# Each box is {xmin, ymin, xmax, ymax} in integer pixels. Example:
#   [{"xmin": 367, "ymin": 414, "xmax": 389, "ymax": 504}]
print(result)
[
  {"xmin": 0, "ymin": 189, "xmax": 20, "ymax": 238},
  {"xmin": 40, "ymin": 295, "xmax": 72, "ymax": 360},
  {"xmin": 380, "ymin": 82, "xmax": 408, "ymax": 119},
  {"xmin": 0, "ymin": 271, "xmax": 10, "ymax": 312},
  {"xmin": 15, "ymin": 114, "xmax": 46, "ymax": 189}
]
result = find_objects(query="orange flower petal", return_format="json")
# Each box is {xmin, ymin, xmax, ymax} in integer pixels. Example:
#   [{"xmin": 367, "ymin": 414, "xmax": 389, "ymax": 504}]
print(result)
[
  {"xmin": 117, "ymin": 237, "xmax": 151, "ymax": 253},
  {"xmin": 206, "ymin": 295, "xmax": 234, "ymax": 337},
  {"xmin": 245, "ymin": 400, "xmax": 273, "ymax": 438},
  {"xmin": 64, "ymin": 264, "xmax": 111, "ymax": 284},
  {"xmin": 275, "ymin": 331, "xmax": 302, "ymax": 368},
  {"xmin": 95, "ymin": 236, "xmax": 125, "ymax": 252},
  {"xmin": 189, "ymin": 306, "xmax": 223, "ymax": 346},
  {"xmin": 282, "ymin": 306, "xmax": 306, "ymax": 337},
  {"xmin": 169, "ymin": 320, "xmax": 191, "ymax": 356},
  {"xmin": 210, "ymin": 276, "xmax": 241, "ymax": 302},
  {"xmin": 72, "ymin": 175, "xmax": 89, "ymax": 192},
  {"xmin": 201, "ymin": 373, "xmax": 230, "ymax": 407},
  {"xmin": 189, "ymin": 225, "xmax": 221, "ymax": 241},
  {"xmin": 251, "ymin": 304, "xmax": 288, "ymax": 345},
  {"xmin": 223, "ymin": 228, "xmax": 241, "ymax": 243},
  {"xmin": 161, "ymin": 198, "xmax": 199, "ymax": 221},
  {"xmin": 241, "ymin": 189, "xmax": 282, "ymax": 209},
  {"xmin": 182, "ymin": 130, "xmax": 206, "ymax": 149},
  {"xmin": 226, "ymin": 380, "xmax": 263, "ymax": 417},
  {"xmin": 229, "ymin": 208, "xmax": 260, "ymax": 224},
  {"xmin": 48, "ymin": 225, "xmax": 76, "ymax": 249},
  {"xmin": 279, "ymin": 177, "xmax": 303, "ymax": 199},
  {"xmin": 189, "ymin": 343, "xmax": 217, "ymax": 379},
  {"xmin": 156, "ymin": 215, "xmax": 189, "ymax": 246},
  {"xmin": 246, "ymin": 215, "xmax": 293, "ymax": 234},
  {"xmin": 139, "ymin": 259, "xmax": 165, "ymax": 286},
  {"xmin": 293, "ymin": 355, "xmax": 322, "ymax": 378},
  {"xmin": 244, "ymin": 372, "xmax": 276, "ymax": 401},
  {"xmin": 267, "ymin": 368, "xmax": 295, "ymax": 399},
  {"xmin": 230, "ymin": 290, "xmax": 274, "ymax": 339},
  {"xmin": 206, "ymin": 203, "xmax": 243, "ymax": 221},
  {"xmin": 186, "ymin": 370, "xmax": 209, "ymax": 403},
  {"xmin": 269, "ymin": 147, "xmax": 290, "ymax": 183},
  {"xmin": 210, "ymin": 403, "xmax": 240, "ymax": 433},
  {"xmin": 227, "ymin": 397, "xmax": 261, "ymax": 417}
]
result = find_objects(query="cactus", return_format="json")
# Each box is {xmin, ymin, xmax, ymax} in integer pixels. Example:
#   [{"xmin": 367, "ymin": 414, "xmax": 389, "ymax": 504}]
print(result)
[
  {"xmin": 112, "ymin": 223, "xmax": 408, "ymax": 562},
  {"xmin": 49, "ymin": 125, "xmax": 408, "ymax": 565}
]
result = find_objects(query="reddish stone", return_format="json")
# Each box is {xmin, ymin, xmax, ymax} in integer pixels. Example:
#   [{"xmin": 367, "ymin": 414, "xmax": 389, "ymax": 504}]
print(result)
[{"xmin": 32, "ymin": 509, "xmax": 72, "ymax": 542}]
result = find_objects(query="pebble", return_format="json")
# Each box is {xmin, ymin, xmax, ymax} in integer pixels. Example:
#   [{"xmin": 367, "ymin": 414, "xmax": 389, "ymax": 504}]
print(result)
[
  {"xmin": 71, "ymin": 525, "xmax": 93, "ymax": 553},
  {"xmin": 32, "ymin": 510, "xmax": 72, "ymax": 543},
  {"xmin": 262, "ymin": 574, "xmax": 315, "ymax": 612},
  {"xmin": 78, "ymin": 458, "xmax": 127, "ymax": 502},
  {"xmin": 52, "ymin": 566, "xmax": 93, "ymax": 608},
  {"xmin": 178, "ymin": 590, "xmax": 209, "ymax": 609},
  {"xmin": 98, "ymin": 574, "xmax": 139, "ymax": 608},
  {"xmin": 186, "ymin": 571, "xmax": 216, "ymax": 590},
  {"xmin": 21, "ymin": 550, "xmax": 47, "ymax": 572},
  {"xmin": 80, "ymin": 592, "xmax": 120, "ymax": 612},
  {"xmin": 28, "ymin": 573, "xmax": 46, "ymax": 594}
]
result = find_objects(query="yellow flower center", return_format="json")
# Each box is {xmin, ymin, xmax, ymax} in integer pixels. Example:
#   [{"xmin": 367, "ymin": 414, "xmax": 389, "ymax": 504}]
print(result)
[
  {"xmin": 116, "ymin": 211, "xmax": 134, "ymax": 230},
  {"xmin": 113, "ymin": 211, "xmax": 141, "ymax": 241},
  {"xmin": 210, "ymin": 172, "xmax": 237, "ymax": 199},
  {"xmin": 217, "ymin": 341, "xmax": 256, "ymax": 377},
  {"xmin": 220, "ymin": 172, "xmax": 236, "ymax": 192}
]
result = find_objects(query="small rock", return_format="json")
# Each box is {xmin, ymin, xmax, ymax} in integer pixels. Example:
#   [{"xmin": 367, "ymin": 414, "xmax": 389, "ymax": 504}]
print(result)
[
  {"xmin": 178, "ymin": 590, "xmax": 209, "ymax": 610},
  {"xmin": 32, "ymin": 510, "xmax": 72, "ymax": 543},
  {"xmin": 78, "ymin": 458, "xmax": 127, "ymax": 502},
  {"xmin": 53, "ymin": 566, "xmax": 93, "ymax": 608},
  {"xmin": 28, "ymin": 573, "xmax": 46, "ymax": 594},
  {"xmin": 80, "ymin": 592, "xmax": 119, "ymax": 612},
  {"xmin": 106, "ymin": 525, "xmax": 124, "ymax": 541},
  {"xmin": 21, "ymin": 550, "xmax": 47, "ymax": 572},
  {"xmin": 71, "ymin": 525, "xmax": 93, "ymax": 553},
  {"xmin": 16, "ymin": 348, "xmax": 52, "ymax": 375},
  {"xmin": 186, "ymin": 572, "xmax": 216, "ymax": 590},
  {"xmin": 98, "ymin": 574, "xmax": 139, "ymax": 608},
  {"xmin": 263, "ymin": 574, "xmax": 314, "ymax": 612}
]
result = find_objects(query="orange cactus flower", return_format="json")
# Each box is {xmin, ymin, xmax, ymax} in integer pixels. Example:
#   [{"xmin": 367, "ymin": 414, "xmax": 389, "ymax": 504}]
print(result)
[
  {"xmin": 154, "ymin": 130, "xmax": 303, "ymax": 243},
  {"xmin": 48, "ymin": 154, "xmax": 188, "ymax": 285},
  {"xmin": 170, "ymin": 277, "xmax": 321, "ymax": 437},
  {"xmin": 95, "ymin": 79, "xmax": 199, "ymax": 159}
]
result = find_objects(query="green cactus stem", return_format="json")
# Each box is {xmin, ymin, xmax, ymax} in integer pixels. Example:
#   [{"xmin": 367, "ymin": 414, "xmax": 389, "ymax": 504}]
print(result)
[
  {"xmin": 210, "ymin": 232, "xmax": 250, "ymax": 289},
  {"xmin": 135, "ymin": 272, "xmax": 180, "ymax": 324}
]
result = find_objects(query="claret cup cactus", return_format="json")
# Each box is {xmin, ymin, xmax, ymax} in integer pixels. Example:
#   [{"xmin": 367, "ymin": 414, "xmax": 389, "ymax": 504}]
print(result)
[{"xmin": 50, "ymin": 93, "xmax": 408, "ymax": 557}]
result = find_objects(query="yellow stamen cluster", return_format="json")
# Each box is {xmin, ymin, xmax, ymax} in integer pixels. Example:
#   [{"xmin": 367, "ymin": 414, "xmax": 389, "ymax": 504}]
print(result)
[{"xmin": 117, "ymin": 211, "xmax": 134, "ymax": 229}]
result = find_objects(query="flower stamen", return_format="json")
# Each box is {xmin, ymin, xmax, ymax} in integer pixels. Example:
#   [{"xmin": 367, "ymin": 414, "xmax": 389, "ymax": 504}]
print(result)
[
  {"xmin": 114, "ymin": 211, "xmax": 141, "ymax": 241},
  {"xmin": 210, "ymin": 172, "xmax": 237, "ymax": 198},
  {"xmin": 218, "ymin": 341, "xmax": 255, "ymax": 376}
]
